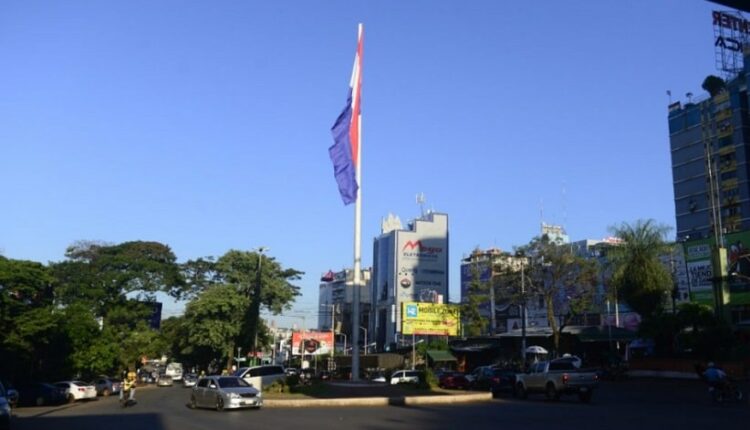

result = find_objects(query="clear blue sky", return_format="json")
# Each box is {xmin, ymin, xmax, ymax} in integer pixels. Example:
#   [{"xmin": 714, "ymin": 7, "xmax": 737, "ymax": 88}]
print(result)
[{"xmin": 0, "ymin": 1, "xmax": 723, "ymax": 325}]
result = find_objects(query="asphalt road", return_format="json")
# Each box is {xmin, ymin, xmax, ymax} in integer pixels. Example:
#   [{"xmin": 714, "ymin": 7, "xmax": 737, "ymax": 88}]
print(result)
[{"xmin": 9, "ymin": 379, "xmax": 750, "ymax": 430}]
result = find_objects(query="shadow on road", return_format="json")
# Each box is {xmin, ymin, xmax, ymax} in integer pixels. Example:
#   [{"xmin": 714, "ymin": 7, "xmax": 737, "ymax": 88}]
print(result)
[{"xmin": 12, "ymin": 412, "xmax": 164, "ymax": 430}]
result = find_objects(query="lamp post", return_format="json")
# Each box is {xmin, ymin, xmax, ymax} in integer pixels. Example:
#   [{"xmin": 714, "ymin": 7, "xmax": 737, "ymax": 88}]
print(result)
[
  {"xmin": 251, "ymin": 247, "xmax": 268, "ymax": 366},
  {"xmin": 338, "ymin": 332, "xmax": 347, "ymax": 355}
]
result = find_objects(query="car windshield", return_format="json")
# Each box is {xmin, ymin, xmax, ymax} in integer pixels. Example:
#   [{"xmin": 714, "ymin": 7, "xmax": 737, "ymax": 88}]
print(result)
[
  {"xmin": 217, "ymin": 377, "xmax": 250, "ymax": 388},
  {"xmin": 233, "ymin": 368, "xmax": 248, "ymax": 377}
]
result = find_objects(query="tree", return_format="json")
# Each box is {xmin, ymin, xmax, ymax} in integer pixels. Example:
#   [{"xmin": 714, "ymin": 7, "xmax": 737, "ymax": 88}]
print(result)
[
  {"xmin": 608, "ymin": 220, "xmax": 673, "ymax": 319},
  {"xmin": 460, "ymin": 252, "xmax": 490, "ymax": 337},
  {"xmin": 0, "ymin": 257, "xmax": 56, "ymax": 380},
  {"xmin": 702, "ymin": 75, "xmax": 726, "ymax": 97},
  {"xmin": 183, "ymin": 284, "xmax": 249, "ymax": 370},
  {"xmin": 514, "ymin": 236, "xmax": 599, "ymax": 355},
  {"xmin": 214, "ymin": 250, "xmax": 302, "ymax": 356}
]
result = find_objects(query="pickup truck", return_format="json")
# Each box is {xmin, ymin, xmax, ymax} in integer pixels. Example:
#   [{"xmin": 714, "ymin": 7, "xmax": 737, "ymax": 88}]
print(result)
[{"xmin": 515, "ymin": 359, "xmax": 598, "ymax": 402}]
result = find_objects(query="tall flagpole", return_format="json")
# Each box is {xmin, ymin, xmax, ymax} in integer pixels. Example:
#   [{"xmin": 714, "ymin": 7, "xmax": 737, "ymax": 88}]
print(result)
[{"xmin": 351, "ymin": 22, "xmax": 363, "ymax": 382}]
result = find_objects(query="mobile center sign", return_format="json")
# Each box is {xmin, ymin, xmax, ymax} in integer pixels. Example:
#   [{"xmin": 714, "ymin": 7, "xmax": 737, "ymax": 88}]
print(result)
[{"xmin": 401, "ymin": 302, "xmax": 460, "ymax": 336}]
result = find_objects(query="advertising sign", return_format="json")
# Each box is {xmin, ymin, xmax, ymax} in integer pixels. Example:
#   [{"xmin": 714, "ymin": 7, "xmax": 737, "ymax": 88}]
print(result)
[
  {"xmin": 683, "ymin": 238, "xmax": 715, "ymax": 305},
  {"xmin": 396, "ymin": 236, "xmax": 448, "ymax": 304},
  {"xmin": 401, "ymin": 302, "xmax": 460, "ymax": 336},
  {"xmin": 291, "ymin": 331, "xmax": 334, "ymax": 356}
]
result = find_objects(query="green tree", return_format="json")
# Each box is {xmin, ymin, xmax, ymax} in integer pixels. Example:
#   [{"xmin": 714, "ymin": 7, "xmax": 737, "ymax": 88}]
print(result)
[
  {"xmin": 183, "ymin": 284, "xmax": 249, "ymax": 370},
  {"xmin": 609, "ymin": 220, "xmax": 673, "ymax": 319},
  {"xmin": 702, "ymin": 75, "xmax": 726, "ymax": 97},
  {"xmin": 515, "ymin": 236, "xmax": 599, "ymax": 355},
  {"xmin": 461, "ymin": 254, "xmax": 490, "ymax": 337},
  {"xmin": 0, "ymin": 257, "xmax": 56, "ymax": 380}
]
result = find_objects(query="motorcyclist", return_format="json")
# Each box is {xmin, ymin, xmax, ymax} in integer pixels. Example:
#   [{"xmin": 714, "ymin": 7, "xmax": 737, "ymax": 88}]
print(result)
[
  {"xmin": 120, "ymin": 370, "xmax": 137, "ymax": 404},
  {"xmin": 703, "ymin": 362, "xmax": 728, "ymax": 390}
]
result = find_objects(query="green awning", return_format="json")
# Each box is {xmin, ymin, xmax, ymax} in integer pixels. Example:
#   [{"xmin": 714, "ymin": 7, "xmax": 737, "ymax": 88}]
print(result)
[{"xmin": 427, "ymin": 350, "xmax": 457, "ymax": 362}]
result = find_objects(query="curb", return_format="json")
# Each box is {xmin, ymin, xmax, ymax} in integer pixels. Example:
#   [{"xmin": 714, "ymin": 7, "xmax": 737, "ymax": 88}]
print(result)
[{"xmin": 263, "ymin": 392, "xmax": 493, "ymax": 408}]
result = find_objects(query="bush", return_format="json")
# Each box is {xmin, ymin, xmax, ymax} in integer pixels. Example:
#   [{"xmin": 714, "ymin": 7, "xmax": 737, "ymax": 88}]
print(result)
[
  {"xmin": 263, "ymin": 379, "xmax": 290, "ymax": 394},
  {"xmin": 418, "ymin": 368, "xmax": 438, "ymax": 390}
]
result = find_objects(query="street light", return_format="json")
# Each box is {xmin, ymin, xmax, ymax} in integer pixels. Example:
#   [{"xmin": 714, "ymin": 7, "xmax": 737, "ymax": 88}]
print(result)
[{"xmin": 251, "ymin": 247, "xmax": 269, "ymax": 366}]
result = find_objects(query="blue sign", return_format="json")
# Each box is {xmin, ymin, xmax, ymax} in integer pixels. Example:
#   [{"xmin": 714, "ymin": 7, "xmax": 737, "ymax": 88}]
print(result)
[{"xmin": 406, "ymin": 304, "xmax": 418, "ymax": 318}]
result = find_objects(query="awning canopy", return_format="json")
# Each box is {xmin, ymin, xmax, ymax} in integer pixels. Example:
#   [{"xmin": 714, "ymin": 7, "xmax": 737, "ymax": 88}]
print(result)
[{"xmin": 427, "ymin": 350, "xmax": 457, "ymax": 362}]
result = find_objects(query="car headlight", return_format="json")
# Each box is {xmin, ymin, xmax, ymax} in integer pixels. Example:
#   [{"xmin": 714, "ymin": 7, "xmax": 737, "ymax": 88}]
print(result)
[{"xmin": 256, "ymin": 391, "xmax": 262, "ymax": 398}]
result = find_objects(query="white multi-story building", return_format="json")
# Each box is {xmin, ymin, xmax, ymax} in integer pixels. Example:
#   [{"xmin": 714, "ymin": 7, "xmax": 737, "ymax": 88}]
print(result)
[{"xmin": 371, "ymin": 212, "xmax": 449, "ymax": 351}]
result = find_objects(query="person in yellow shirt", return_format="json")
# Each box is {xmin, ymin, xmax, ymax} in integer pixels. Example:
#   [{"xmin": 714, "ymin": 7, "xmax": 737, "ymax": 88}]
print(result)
[{"xmin": 120, "ymin": 370, "xmax": 137, "ymax": 405}]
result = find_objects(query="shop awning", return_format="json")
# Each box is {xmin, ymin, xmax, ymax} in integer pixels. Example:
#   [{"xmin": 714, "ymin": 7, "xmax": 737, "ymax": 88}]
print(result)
[{"xmin": 427, "ymin": 350, "xmax": 457, "ymax": 362}]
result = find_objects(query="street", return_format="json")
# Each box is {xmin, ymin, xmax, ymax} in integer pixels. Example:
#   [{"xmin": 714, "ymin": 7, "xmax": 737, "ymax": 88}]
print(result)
[{"xmin": 10, "ymin": 379, "xmax": 749, "ymax": 430}]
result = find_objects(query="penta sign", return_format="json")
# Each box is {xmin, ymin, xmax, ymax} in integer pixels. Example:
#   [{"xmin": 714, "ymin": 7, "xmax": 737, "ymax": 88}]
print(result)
[{"xmin": 712, "ymin": 10, "xmax": 748, "ymax": 74}]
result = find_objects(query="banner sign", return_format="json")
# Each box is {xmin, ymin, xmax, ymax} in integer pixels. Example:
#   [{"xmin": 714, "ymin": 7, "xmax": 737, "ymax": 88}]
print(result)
[
  {"xmin": 291, "ymin": 331, "xmax": 334, "ymax": 356},
  {"xmin": 401, "ymin": 302, "xmax": 460, "ymax": 336}
]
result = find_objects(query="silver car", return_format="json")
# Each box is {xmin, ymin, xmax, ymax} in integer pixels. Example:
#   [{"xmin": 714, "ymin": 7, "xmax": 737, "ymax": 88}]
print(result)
[{"xmin": 189, "ymin": 376, "xmax": 262, "ymax": 411}]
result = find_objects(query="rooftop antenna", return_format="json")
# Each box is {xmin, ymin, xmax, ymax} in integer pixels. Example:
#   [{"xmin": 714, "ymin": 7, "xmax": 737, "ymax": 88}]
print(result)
[
  {"xmin": 540, "ymin": 198, "xmax": 545, "ymax": 228},
  {"xmin": 686, "ymin": 92, "xmax": 693, "ymax": 103},
  {"xmin": 667, "ymin": 90, "xmax": 672, "ymax": 104},
  {"xmin": 416, "ymin": 192, "xmax": 426, "ymax": 217}
]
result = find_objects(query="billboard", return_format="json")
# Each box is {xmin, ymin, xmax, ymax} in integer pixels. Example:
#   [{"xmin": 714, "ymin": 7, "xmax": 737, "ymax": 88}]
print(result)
[
  {"xmin": 683, "ymin": 231, "xmax": 750, "ymax": 306},
  {"xmin": 401, "ymin": 302, "xmax": 460, "ymax": 336},
  {"xmin": 291, "ymin": 331, "xmax": 334, "ymax": 356}
]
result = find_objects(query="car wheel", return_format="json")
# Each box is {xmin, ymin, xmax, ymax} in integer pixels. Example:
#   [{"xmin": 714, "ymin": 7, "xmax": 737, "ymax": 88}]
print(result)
[
  {"xmin": 516, "ymin": 383, "xmax": 527, "ymax": 399},
  {"xmin": 579, "ymin": 391, "xmax": 592, "ymax": 403},
  {"xmin": 215, "ymin": 396, "xmax": 224, "ymax": 411},
  {"xmin": 67, "ymin": 394, "xmax": 76, "ymax": 404},
  {"xmin": 189, "ymin": 395, "xmax": 196, "ymax": 409},
  {"xmin": 545, "ymin": 383, "xmax": 559, "ymax": 401},
  {"xmin": 102, "ymin": 389, "xmax": 110, "ymax": 397}
]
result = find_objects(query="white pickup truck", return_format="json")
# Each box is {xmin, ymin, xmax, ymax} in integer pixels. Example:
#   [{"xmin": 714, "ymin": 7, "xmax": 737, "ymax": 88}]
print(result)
[{"xmin": 515, "ymin": 359, "xmax": 598, "ymax": 402}]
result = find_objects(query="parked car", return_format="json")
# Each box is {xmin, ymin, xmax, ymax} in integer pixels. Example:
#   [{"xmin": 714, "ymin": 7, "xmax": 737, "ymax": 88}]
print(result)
[
  {"xmin": 93, "ymin": 377, "xmax": 121, "ymax": 397},
  {"xmin": 489, "ymin": 369, "xmax": 518, "ymax": 397},
  {"xmin": 234, "ymin": 365, "xmax": 285, "ymax": 390},
  {"xmin": 189, "ymin": 376, "xmax": 262, "ymax": 411},
  {"xmin": 15, "ymin": 382, "xmax": 66, "ymax": 407},
  {"xmin": 0, "ymin": 382, "xmax": 11, "ymax": 430},
  {"xmin": 156, "ymin": 373, "xmax": 173, "ymax": 387},
  {"xmin": 183, "ymin": 373, "xmax": 198, "ymax": 388},
  {"xmin": 54, "ymin": 381, "xmax": 97, "ymax": 403},
  {"xmin": 390, "ymin": 370, "xmax": 420, "ymax": 385},
  {"xmin": 0, "ymin": 382, "xmax": 18, "ymax": 409},
  {"xmin": 438, "ymin": 371, "xmax": 469, "ymax": 390}
]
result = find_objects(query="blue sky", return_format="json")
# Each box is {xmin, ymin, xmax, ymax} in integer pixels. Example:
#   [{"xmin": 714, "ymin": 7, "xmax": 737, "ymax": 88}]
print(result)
[{"xmin": 0, "ymin": 1, "xmax": 725, "ymax": 325}]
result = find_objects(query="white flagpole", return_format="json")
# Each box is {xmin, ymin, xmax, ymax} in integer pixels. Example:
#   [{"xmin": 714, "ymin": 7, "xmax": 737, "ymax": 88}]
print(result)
[{"xmin": 351, "ymin": 22, "xmax": 363, "ymax": 382}]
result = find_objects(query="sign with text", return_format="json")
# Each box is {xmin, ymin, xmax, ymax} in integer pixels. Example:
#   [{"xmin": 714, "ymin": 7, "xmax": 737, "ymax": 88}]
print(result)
[
  {"xmin": 291, "ymin": 331, "xmax": 334, "ymax": 356},
  {"xmin": 401, "ymin": 302, "xmax": 460, "ymax": 336}
]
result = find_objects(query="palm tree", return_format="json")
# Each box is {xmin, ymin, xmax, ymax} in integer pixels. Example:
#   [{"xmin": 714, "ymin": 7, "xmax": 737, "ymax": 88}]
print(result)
[{"xmin": 608, "ymin": 220, "xmax": 674, "ymax": 319}]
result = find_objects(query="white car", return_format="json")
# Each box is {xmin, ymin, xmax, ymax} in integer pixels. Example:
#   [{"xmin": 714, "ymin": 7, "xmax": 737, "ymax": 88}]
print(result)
[
  {"xmin": 390, "ymin": 370, "xmax": 420, "ymax": 385},
  {"xmin": 55, "ymin": 381, "xmax": 97, "ymax": 403}
]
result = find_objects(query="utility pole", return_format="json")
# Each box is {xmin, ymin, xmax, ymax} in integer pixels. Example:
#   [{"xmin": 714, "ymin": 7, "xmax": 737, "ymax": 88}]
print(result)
[
  {"xmin": 488, "ymin": 252, "xmax": 496, "ymax": 335},
  {"xmin": 520, "ymin": 258, "xmax": 527, "ymax": 362}
]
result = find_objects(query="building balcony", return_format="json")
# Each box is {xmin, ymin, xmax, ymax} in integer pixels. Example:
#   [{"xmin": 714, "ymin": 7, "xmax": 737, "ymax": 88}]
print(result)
[{"xmin": 715, "ymin": 109, "xmax": 732, "ymax": 122}]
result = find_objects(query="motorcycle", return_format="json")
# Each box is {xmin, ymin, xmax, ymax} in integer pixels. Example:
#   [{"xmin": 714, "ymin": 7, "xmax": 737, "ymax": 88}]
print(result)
[
  {"xmin": 707, "ymin": 380, "xmax": 744, "ymax": 404},
  {"xmin": 119, "ymin": 388, "xmax": 137, "ymax": 408}
]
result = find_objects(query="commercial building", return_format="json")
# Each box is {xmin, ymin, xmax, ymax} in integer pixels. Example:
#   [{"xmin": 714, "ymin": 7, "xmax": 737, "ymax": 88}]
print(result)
[
  {"xmin": 371, "ymin": 212, "xmax": 449, "ymax": 351},
  {"xmin": 667, "ymin": 19, "xmax": 750, "ymax": 323},
  {"xmin": 317, "ymin": 268, "xmax": 372, "ymax": 352}
]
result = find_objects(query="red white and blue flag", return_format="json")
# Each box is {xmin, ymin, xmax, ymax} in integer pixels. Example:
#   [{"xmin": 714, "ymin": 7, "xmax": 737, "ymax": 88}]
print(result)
[{"xmin": 329, "ymin": 24, "xmax": 363, "ymax": 205}]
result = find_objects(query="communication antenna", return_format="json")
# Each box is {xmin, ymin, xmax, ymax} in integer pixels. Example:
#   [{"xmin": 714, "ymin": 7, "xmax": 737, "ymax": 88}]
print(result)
[
  {"xmin": 416, "ymin": 192, "xmax": 426, "ymax": 217},
  {"xmin": 667, "ymin": 90, "xmax": 672, "ymax": 104},
  {"xmin": 686, "ymin": 92, "xmax": 693, "ymax": 103}
]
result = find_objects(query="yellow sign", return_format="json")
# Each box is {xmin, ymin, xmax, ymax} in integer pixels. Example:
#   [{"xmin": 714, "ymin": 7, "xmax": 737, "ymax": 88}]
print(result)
[{"xmin": 401, "ymin": 302, "xmax": 460, "ymax": 336}]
